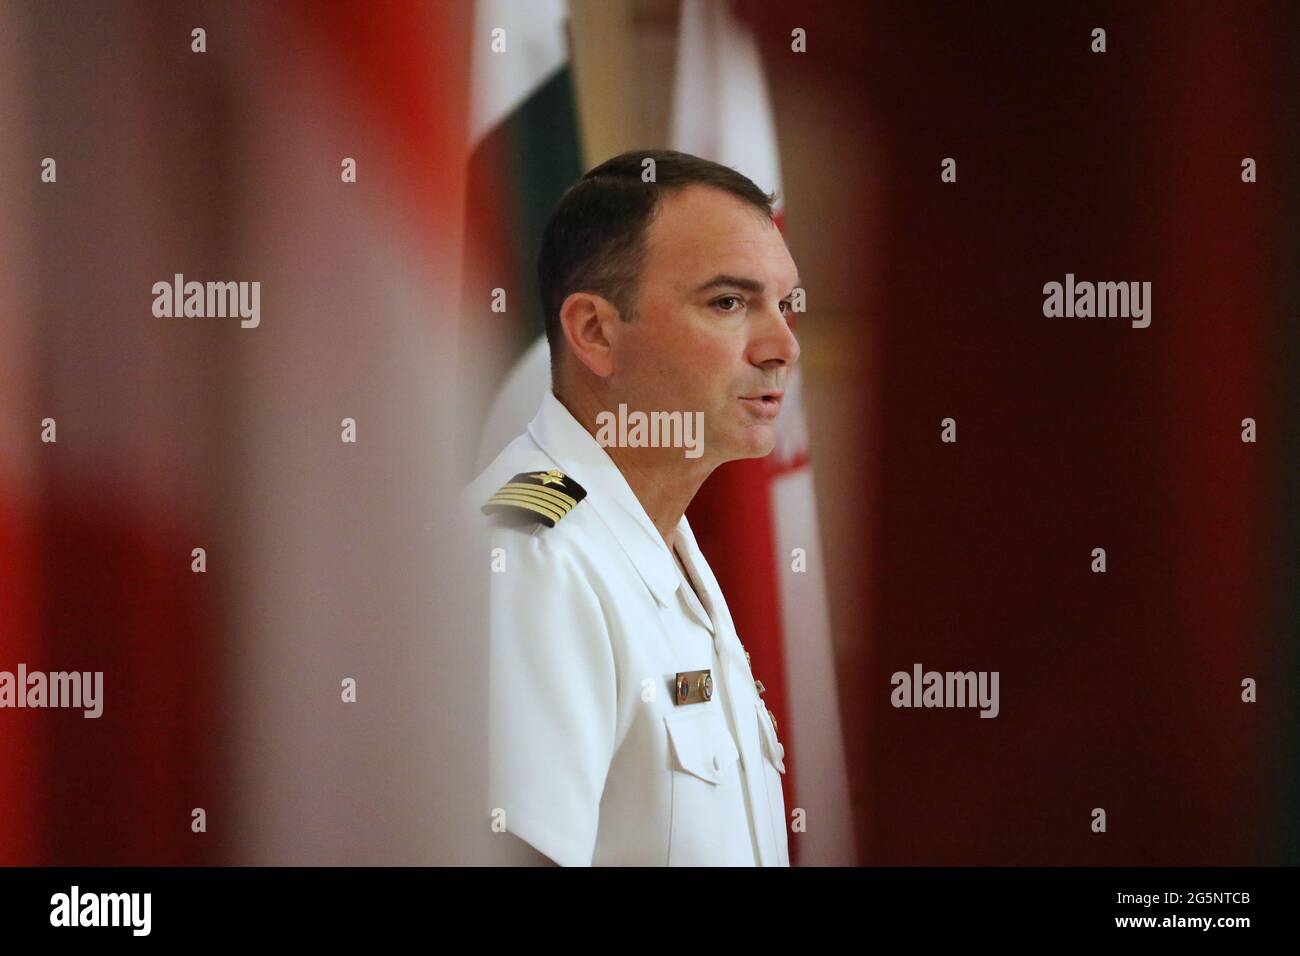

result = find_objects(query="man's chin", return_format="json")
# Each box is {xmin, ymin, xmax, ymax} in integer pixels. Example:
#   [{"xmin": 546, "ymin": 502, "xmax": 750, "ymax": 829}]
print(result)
[{"xmin": 722, "ymin": 424, "xmax": 778, "ymax": 461}]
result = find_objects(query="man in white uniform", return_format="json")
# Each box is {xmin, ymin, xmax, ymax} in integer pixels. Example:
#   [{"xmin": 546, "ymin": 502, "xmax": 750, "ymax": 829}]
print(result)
[{"xmin": 469, "ymin": 149, "xmax": 801, "ymax": 866}]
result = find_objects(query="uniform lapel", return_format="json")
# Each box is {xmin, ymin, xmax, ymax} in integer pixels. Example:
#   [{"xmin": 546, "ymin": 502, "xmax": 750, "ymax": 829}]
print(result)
[
  {"xmin": 526, "ymin": 391, "xmax": 678, "ymax": 607},
  {"xmin": 674, "ymin": 518, "xmax": 749, "ymax": 672},
  {"xmin": 671, "ymin": 546, "xmax": 715, "ymax": 635}
]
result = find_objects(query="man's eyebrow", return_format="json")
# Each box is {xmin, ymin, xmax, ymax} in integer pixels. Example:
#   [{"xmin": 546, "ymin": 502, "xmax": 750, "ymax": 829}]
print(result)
[{"xmin": 691, "ymin": 274, "xmax": 802, "ymax": 296}]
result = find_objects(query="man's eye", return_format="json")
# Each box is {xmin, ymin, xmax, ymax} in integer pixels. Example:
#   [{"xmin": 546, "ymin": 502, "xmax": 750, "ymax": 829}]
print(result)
[
  {"xmin": 779, "ymin": 300, "xmax": 792, "ymax": 315},
  {"xmin": 713, "ymin": 295, "xmax": 744, "ymax": 312}
]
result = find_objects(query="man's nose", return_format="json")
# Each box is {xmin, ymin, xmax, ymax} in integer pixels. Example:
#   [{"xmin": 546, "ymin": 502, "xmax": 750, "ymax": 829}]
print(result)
[{"xmin": 751, "ymin": 302, "xmax": 801, "ymax": 368}]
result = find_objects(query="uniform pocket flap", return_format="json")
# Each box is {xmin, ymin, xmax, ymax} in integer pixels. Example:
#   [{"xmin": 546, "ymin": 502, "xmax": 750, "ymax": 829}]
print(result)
[{"xmin": 665, "ymin": 712, "xmax": 740, "ymax": 784}]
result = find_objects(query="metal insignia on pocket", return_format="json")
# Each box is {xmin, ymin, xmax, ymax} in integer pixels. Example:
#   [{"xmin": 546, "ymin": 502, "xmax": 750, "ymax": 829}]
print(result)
[{"xmin": 675, "ymin": 669, "xmax": 712, "ymax": 705}]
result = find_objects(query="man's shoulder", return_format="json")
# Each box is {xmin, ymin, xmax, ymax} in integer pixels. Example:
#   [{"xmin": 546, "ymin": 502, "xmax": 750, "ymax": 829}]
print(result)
[
  {"xmin": 462, "ymin": 433, "xmax": 593, "ymax": 544},
  {"xmin": 463, "ymin": 431, "xmax": 540, "ymax": 509}
]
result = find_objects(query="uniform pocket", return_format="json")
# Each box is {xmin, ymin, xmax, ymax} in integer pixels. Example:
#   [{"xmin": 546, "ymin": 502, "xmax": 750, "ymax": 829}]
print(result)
[
  {"xmin": 663, "ymin": 710, "xmax": 749, "ymax": 865},
  {"xmin": 664, "ymin": 710, "xmax": 740, "ymax": 783}
]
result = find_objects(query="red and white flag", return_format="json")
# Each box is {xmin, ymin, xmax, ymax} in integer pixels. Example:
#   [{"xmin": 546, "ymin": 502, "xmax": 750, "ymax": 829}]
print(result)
[{"xmin": 671, "ymin": 0, "xmax": 855, "ymax": 865}]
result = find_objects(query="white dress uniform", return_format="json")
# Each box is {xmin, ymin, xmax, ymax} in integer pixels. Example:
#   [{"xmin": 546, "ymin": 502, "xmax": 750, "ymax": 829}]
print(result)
[{"xmin": 466, "ymin": 389, "xmax": 790, "ymax": 866}]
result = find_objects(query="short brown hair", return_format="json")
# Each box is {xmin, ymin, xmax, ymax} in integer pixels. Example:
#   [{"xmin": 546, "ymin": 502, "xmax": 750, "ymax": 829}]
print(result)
[{"xmin": 537, "ymin": 149, "xmax": 776, "ymax": 379}]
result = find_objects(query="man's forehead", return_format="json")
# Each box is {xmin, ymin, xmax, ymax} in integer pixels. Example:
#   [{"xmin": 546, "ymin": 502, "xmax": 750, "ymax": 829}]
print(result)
[{"xmin": 646, "ymin": 186, "xmax": 797, "ymax": 290}]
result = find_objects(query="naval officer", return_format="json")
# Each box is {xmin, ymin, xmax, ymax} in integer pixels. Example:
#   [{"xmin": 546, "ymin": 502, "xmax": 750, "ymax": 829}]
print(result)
[{"xmin": 469, "ymin": 149, "xmax": 800, "ymax": 866}]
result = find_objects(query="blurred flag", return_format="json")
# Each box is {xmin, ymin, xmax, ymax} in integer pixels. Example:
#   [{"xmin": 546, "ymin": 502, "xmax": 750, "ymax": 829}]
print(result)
[
  {"xmin": 463, "ymin": 0, "xmax": 583, "ymax": 462},
  {"xmin": 671, "ymin": 0, "xmax": 855, "ymax": 865},
  {"xmin": 214, "ymin": 0, "xmax": 478, "ymax": 864},
  {"xmin": 0, "ymin": 1, "xmax": 221, "ymax": 866}
]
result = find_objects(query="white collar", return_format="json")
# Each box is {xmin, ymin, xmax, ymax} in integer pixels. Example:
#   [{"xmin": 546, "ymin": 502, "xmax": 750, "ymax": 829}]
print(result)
[{"xmin": 527, "ymin": 390, "xmax": 690, "ymax": 609}]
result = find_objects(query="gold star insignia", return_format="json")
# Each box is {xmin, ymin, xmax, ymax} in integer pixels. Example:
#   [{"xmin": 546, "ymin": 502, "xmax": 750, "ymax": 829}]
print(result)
[{"xmin": 530, "ymin": 469, "xmax": 567, "ymax": 486}]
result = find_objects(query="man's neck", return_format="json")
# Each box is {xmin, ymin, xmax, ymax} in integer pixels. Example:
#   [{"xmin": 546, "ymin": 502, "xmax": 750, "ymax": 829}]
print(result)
[{"xmin": 555, "ymin": 387, "xmax": 715, "ymax": 553}]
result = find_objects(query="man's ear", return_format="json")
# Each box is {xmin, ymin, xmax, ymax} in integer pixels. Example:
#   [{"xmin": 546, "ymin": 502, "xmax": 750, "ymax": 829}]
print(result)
[{"xmin": 558, "ymin": 291, "xmax": 620, "ymax": 379}]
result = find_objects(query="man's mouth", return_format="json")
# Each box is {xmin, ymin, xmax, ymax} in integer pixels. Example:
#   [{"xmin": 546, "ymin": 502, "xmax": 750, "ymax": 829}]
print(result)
[{"xmin": 739, "ymin": 390, "xmax": 784, "ymax": 419}]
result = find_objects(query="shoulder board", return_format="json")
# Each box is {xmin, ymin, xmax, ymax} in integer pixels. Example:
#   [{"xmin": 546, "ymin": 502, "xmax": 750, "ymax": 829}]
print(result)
[{"xmin": 481, "ymin": 469, "xmax": 587, "ymax": 528}]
